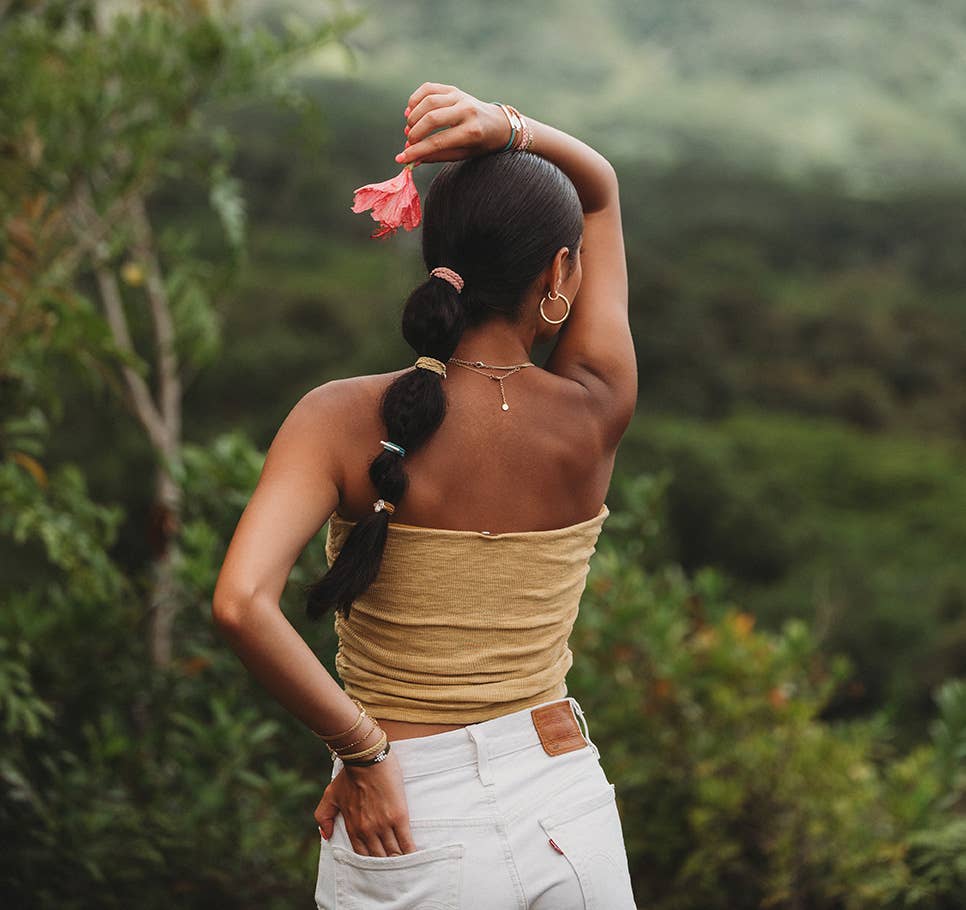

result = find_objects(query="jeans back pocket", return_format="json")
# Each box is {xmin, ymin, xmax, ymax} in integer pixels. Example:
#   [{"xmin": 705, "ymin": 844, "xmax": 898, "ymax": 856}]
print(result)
[
  {"xmin": 329, "ymin": 839, "xmax": 463, "ymax": 910},
  {"xmin": 537, "ymin": 782, "xmax": 636, "ymax": 909}
]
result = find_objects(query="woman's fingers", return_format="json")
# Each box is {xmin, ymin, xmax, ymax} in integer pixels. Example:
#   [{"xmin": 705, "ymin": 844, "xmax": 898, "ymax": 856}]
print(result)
[
  {"xmin": 393, "ymin": 821, "xmax": 419, "ymax": 854},
  {"xmin": 345, "ymin": 823, "xmax": 410, "ymax": 856},
  {"xmin": 396, "ymin": 123, "xmax": 476, "ymax": 165},
  {"xmin": 406, "ymin": 90, "xmax": 458, "ymax": 130},
  {"xmin": 406, "ymin": 103, "xmax": 464, "ymax": 146},
  {"xmin": 346, "ymin": 828, "xmax": 375, "ymax": 856},
  {"xmin": 380, "ymin": 828, "xmax": 406, "ymax": 856},
  {"xmin": 313, "ymin": 785, "xmax": 339, "ymax": 841},
  {"xmin": 405, "ymin": 82, "xmax": 457, "ymax": 119}
]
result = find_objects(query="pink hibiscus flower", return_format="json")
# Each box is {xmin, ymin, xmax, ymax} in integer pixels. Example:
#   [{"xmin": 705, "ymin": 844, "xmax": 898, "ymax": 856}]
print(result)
[{"xmin": 350, "ymin": 162, "xmax": 422, "ymax": 239}]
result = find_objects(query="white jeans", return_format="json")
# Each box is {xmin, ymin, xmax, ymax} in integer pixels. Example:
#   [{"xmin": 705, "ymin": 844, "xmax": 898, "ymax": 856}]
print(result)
[{"xmin": 314, "ymin": 695, "xmax": 637, "ymax": 910}]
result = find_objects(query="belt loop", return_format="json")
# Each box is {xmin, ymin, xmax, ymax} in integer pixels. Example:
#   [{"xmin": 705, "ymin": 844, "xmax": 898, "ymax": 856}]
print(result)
[
  {"xmin": 466, "ymin": 724, "xmax": 494, "ymax": 787},
  {"xmin": 569, "ymin": 698, "xmax": 600, "ymax": 760}
]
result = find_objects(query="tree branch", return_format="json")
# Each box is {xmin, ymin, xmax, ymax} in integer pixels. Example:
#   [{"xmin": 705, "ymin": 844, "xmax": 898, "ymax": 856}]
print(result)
[
  {"xmin": 128, "ymin": 193, "xmax": 182, "ymax": 449},
  {"xmin": 91, "ymin": 263, "xmax": 169, "ymax": 452},
  {"xmin": 72, "ymin": 184, "xmax": 168, "ymax": 451}
]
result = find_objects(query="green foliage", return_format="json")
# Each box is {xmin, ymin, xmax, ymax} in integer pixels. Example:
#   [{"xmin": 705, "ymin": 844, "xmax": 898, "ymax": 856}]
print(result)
[
  {"xmin": 0, "ymin": 638, "xmax": 55, "ymax": 739},
  {"xmin": 0, "ymin": 0, "xmax": 363, "ymax": 436},
  {"xmin": 2, "ymin": 444, "xmax": 962, "ymax": 906},
  {"xmin": 0, "ymin": 419, "xmax": 332, "ymax": 906},
  {"xmin": 568, "ymin": 479, "xmax": 966, "ymax": 909},
  {"xmin": 613, "ymin": 410, "xmax": 966, "ymax": 744},
  {"xmin": 931, "ymin": 679, "xmax": 966, "ymax": 804}
]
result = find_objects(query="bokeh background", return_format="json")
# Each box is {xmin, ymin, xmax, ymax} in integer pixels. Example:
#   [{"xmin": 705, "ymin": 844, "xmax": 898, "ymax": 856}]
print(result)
[{"xmin": 2, "ymin": 1, "xmax": 965, "ymax": 907}]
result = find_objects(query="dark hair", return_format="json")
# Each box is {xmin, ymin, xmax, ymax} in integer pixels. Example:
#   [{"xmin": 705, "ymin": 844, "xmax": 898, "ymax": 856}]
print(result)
[{"xmin": 304, "ymin": 151, "xmax": 583, "ymax": 620}]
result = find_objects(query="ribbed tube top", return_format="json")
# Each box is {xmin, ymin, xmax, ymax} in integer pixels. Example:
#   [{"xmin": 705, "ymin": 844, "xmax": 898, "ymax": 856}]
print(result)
[{"xmin": 323, "ymin": 503, "xmax": 610, "ymax": 723}]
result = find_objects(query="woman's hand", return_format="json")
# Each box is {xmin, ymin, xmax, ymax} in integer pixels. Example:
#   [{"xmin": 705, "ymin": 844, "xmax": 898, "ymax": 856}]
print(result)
[
  {"xmin": 314, "ymin": 750, "xmax": 419, "ymax": 856},
  {"xmin": 396, "ymin": 82, "xmax": 512, "ymax": 166}
]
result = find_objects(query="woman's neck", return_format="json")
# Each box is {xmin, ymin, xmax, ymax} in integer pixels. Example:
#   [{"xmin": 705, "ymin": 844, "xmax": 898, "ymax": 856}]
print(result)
[{"xmin": 452, "ymin": 320, "xmax": 535, "ymax": 365}]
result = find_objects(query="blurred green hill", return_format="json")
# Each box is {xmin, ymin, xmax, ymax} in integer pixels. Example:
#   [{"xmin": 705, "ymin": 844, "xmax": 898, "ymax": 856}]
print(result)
[{"xmin": 264, "ymin": 0, "xmax": 966, "ymax": 194}]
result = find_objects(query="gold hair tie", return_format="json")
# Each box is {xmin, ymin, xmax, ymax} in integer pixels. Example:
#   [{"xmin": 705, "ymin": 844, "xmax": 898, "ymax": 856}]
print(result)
[
  {"xmin": 373, "ymin": 498, "xmax": 395, "ymax": 514},
  {"xmin": 414, "ymin": 356, "xmax": 447, "ymax": 378}
]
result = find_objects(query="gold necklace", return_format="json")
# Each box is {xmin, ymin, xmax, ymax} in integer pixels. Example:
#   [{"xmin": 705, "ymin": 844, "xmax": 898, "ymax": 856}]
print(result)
[{"xmin": 448, "ymin": 356, "xmax": 535, "ymax": 411}]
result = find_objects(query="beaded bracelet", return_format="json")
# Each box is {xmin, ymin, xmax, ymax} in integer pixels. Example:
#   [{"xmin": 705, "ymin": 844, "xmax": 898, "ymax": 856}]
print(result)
[{"xmin": 342, "ymin": 740, "xmax": 392, "ymax": 767}]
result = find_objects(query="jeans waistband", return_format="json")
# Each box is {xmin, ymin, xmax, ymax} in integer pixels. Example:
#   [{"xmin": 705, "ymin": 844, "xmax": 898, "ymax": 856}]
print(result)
[{"xmin": 332, "ymin": 696, "xmax": 599, "ymax": 781}]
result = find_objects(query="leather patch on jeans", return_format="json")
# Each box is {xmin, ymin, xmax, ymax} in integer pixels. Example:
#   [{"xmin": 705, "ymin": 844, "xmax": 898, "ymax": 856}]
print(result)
[{"xmin": 531, "ymin": 700, "xmax": 587, "ymax": 756}]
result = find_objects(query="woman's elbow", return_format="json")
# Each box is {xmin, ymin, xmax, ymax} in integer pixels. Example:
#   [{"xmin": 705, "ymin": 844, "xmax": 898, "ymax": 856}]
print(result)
[
  {"xmin": 211, "ymin": 581, "xmax": 254, "ymax": 631},
  {"xmin": 211, "ymin": 595, "xmax": 242, "ymax": 632}
]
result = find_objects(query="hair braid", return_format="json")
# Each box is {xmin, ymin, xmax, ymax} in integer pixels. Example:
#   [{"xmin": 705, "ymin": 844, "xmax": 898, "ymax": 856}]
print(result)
[{"xmin": 304, "ymin": 279, "xmax": 465, "ymax": 620}]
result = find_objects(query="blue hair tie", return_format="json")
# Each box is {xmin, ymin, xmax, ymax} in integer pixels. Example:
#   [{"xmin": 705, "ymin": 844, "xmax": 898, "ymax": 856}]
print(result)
[{"xmin": 380, "ymin": 439, "xmax": 406, "ymax": 457}]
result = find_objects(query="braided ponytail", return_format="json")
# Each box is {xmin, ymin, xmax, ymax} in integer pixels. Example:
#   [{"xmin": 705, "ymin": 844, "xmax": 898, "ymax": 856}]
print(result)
[
  {"xmin": 304, "ymin": 151, "xmax": 583, "ymax": 621},
  {"xmin": 305, "ymin": 273, "xmax": 465, "ymax": 620}
]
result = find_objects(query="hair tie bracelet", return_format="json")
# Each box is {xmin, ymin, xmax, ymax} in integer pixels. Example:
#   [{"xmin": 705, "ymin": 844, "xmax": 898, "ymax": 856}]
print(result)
[
  {"xmin": 373, "ymin": 498, "xmax": 395, "ymax": 514},
  {"xmin": 380, "ymin": 440, "xmax": 406, "ymax": 457},
  {"xmin": 429, "ymin": 267, "xmax": 464, "ymax": 293},
  {"xmin": 414, "ymin": 355, "xmax": 447, "ymax": 378}
]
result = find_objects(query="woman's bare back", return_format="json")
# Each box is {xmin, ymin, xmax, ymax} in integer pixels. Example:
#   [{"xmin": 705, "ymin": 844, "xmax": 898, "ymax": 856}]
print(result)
[{"xmin": 330, "ymin": 365, "xmax": 618, "ymax": 534}]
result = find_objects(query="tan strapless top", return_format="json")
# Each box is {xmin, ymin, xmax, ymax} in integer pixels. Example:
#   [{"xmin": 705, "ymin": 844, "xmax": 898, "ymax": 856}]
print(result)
[{"xmin": 323, "ymin": 503, "xmax": 610, "ymax": 723}]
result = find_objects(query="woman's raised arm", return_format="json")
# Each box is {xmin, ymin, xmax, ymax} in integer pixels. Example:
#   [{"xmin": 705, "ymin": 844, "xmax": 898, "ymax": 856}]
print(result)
[
  {"xmin": 522, "ymin": 116, "xmax": 636, "ymax": 444},
  {"xmin": 399, "ymin": 83, "xmax": 637, "ymax": 445}
]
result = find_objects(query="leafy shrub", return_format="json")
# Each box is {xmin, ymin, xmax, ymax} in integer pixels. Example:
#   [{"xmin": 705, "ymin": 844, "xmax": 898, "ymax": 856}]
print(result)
[{"xmin": 568, "ymin": 474, "xmax": 966, "ymax": 909}]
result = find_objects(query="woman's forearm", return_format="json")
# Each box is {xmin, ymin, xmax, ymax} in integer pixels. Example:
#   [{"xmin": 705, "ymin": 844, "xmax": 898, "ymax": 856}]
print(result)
[
  {"xmin": 213, "ymin": 594, "xmax": 367, "ymax": 743},
  {"xmin": 514, "ymin": 113, "xmax": 618, "ymax": 214}
]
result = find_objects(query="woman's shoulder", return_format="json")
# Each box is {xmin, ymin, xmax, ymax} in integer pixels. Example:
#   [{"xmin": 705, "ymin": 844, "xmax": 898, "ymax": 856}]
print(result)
[{"xmin": 301, "ymin": 370, "xmax": 409, "ymax": 412}]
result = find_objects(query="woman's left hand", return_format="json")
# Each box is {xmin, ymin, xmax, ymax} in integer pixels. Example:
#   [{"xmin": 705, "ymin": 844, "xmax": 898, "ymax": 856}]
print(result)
[{"xmin": 396, "ymin": 82, "xmax": 513, "ymax": 167}]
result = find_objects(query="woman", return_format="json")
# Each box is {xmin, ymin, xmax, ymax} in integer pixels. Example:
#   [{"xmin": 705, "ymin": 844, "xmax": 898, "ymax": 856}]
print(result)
[{"xmin": 212, "ymin": 81, "xmax": 638, "ymax": 909}]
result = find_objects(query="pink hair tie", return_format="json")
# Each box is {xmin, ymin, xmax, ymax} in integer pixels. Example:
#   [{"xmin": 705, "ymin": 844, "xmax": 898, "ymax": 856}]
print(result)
[{"xmin": 429, "ymin": 267, "xmax": 464, "ymax": 293}]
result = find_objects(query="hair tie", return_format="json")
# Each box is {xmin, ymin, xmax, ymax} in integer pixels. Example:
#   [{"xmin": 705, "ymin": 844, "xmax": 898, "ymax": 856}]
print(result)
[
  {"xmin": 373, "ymin": 498, "xmax": 395, "ymax": 514},
  {"xmin": 414, "ymin": 355, "xmax": 447, "ymax": 378},
  {"xmin": 379, "ymin": 440, "xmax": 406, "ymax": 457},
  {"xmin": 429, "ymin": 267, "xmax": 464, "ymax": 293}
]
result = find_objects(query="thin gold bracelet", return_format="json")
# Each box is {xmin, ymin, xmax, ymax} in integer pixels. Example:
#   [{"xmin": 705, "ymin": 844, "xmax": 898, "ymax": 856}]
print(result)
[
  {"xmin": 312, "ymin": 698, "xmax": 367, "ymax": 741},
  {"xmin": 328, "ymin": 718, "xmax": 379, "ymax": 754}
]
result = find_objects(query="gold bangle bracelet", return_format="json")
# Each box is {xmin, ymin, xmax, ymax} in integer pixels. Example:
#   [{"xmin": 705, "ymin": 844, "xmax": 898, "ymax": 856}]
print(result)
[{"xmin": 338, "ymin": 730, "xmax": 389, "ymax": 762}]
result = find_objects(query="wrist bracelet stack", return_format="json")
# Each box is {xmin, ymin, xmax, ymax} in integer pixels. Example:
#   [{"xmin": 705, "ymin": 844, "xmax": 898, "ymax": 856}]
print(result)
[
  {"xmin": 492, "ymin": 102, "xmax": 534, "ymax": 152},
  {"xmin": 312, "ymin": 697, "xmax": 392, "ymax": 767}
]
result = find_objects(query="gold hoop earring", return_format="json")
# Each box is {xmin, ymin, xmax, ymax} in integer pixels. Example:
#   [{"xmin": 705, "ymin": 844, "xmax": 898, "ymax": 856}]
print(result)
[{"xmin": 539, "ymin": 289, "xmax": 571, "ymax": 325}]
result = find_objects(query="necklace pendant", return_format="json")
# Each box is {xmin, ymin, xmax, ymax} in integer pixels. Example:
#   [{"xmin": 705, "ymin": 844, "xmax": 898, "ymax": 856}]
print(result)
[{"xmin": 502, "ymin": 403, "xmax": 510, "ymax": 411}]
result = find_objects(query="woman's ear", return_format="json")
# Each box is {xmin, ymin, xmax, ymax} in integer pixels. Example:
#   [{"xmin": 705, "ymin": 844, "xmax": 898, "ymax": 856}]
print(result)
[{"xmin": 551, "ymin": 245, "xmax": 572, "ymax": 291}]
